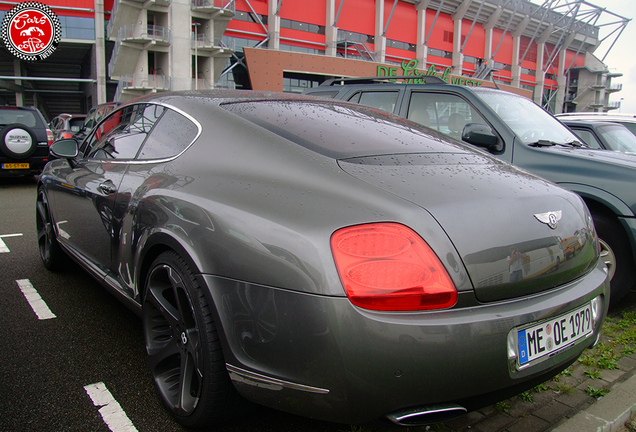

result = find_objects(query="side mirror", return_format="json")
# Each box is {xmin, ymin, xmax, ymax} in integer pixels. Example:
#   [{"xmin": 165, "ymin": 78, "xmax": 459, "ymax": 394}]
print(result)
[
  {"xmin": 50, "ymin": 138, "xmax": 79, "ymax": 159},
  {"xmin": 462, "ymin": 123, "xmax": 503, "ymax": 153}
]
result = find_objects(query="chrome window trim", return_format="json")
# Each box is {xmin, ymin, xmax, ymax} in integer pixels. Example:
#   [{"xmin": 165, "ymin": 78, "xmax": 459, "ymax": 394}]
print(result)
[{"xmin": 84, "ymin": 101, "xmax": 202, "ymax": 165}]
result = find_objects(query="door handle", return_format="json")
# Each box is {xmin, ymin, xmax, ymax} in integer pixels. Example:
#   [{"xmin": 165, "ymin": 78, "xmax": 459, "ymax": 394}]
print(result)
[{"xmin": 98, "ymin": 180, "xmax": 117, "ymax": 194}]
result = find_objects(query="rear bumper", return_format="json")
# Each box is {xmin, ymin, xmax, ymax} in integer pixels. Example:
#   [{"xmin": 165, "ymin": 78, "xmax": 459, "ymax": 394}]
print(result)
[
  {"xmin": 0, "ymin": 151, "xmax": 50, "ymax": 176},
  {"xmin": 203, "ymin": 258, "xmax": 609, "ymax": 425}
]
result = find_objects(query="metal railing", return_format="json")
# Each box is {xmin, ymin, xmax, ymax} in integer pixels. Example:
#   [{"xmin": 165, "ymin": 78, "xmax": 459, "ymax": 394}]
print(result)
[
  {"xmin": 191, "ymin": 0, "xmax": 235, "ymax": 13},
  {"xmin": 336, "ymin": 40, "xmax": 375, "ymax": 62},
  {"xmin": 116, "ymin": 24, "xmax": 171, "ymax": 44},
  {"xmin": 192, "ymin": 33, "xmax": 224, "ymax": 49},
  {"xmin": 106, "ymin": 0, "xmax": 119, "ymax": 39},
  {"xmin": 119, "ymin": 74, "xmax": 171, "ymax": 91},
  {"xmin": 109, "ymin": 25, "xmax": 172, "ymax": 76}
]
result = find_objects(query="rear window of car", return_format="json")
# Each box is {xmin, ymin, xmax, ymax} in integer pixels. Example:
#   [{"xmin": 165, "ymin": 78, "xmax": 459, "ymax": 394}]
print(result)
[
  {"xmin": 221, "ymin": 100, "xmax": 466, "ymax": 159},
  {"xmin": 0, "ymin": 109, "xmax": 41, "ymax": 128}
]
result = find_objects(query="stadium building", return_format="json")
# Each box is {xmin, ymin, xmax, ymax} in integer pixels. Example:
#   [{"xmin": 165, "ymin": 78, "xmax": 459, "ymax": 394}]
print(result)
[{"xmin": 0, "ymin": 0, "xmax": 629, "ymax": 121}]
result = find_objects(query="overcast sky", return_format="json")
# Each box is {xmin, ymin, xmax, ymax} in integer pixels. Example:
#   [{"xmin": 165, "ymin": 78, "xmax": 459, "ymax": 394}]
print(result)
[{"xmin": 561, "ymin": 0, "xmax": 635, "ymax": 113}]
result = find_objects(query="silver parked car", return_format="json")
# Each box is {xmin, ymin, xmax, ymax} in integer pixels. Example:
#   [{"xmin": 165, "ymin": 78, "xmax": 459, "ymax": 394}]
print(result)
[{"xmin": 37, "ymin": 90, "xmax": 609, "ymax": 428}]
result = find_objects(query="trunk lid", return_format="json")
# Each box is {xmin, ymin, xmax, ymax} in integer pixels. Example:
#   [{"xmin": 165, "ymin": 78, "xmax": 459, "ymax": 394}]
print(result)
[{"xmin": 338, "ymin": 152, "xmax": 598, "ymax": 302}]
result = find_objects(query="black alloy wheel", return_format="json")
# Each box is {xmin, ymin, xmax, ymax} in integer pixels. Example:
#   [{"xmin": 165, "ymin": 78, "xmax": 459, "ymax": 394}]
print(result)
[
  {"xmin": 142, "ymin": 251, "xmax": 239, "ymax": 427},
  {"xmin": 36, "ymin": 187, "xmax": 67, "ymax": 271}
]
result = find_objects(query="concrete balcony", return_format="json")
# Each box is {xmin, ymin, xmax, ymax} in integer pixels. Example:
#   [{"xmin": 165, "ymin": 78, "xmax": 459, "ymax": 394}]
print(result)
[
  {"xmin": 192, "ymin": 34, "xmax": 232, "ymax": 57},
  {"xmin": 118, "ymin": 24, "xmax": 171, "ymax": 45},
  {"xmin": 115, "ymin": 74, "xmax": 171, "ymax": 102},
  {"xmin": 607, "ymin": 83, "xmax": 623, "ymax": 93},
  {"xmin": 108, "ymin": 25, "xmax": 171, "ymax": 77},
  {"xmin": 192, "ymin": 0, "xmax": 235, "ymax": 18},
  {"xmin": 107, "ymin": 0, "xmax": 142, "ymax": 40}
]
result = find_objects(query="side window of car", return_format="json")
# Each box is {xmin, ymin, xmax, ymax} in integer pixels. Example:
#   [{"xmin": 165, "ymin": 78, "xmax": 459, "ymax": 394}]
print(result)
[
  {"xmin": 80, "ymin": 108, "xmax": 125, "ymax": 156},
  {"xmin": 570, "ymin": 128, "xmax": 602, "ymax": 149},
  {"xmin": 407, "ymin": 92, "xmax": 488, "ymax": 140},
  {"xmin": 84, "ymin": 104, "xmax": 165, "ymax": 160},
  {"xmin": 137, "ymin": 108, "xmax": 198, "ymax": 160},
  {"xmin": 348, "ymin": 91, "xmax": 399, "ymax": 114}
]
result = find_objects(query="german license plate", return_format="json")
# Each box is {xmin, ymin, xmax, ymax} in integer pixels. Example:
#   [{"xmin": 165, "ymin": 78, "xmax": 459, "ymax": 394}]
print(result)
[
  {"xmin": 517, "ymin": 302, "xmax": 593, "ymax": 366},
  {"xmin": 1, "ymin": 163, "xmax": 29, "ymax": 169}
]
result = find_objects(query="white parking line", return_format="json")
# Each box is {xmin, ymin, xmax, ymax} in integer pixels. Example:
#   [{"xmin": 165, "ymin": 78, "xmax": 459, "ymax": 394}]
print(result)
[
  {"xmin": 0, "ymin": 233, "xmax": 23, "ymax": 253},
  {"xmin": 84, "ymin": 382, "xmax": 138, "ymax": 432},
  {"xmin": 16, "ymin": 279, "xmax": 56, "ymax": 320}
]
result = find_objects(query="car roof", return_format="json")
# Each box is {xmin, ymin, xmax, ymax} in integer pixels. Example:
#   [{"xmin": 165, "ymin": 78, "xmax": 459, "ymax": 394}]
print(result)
[
  {"xmin": 127, "ymin": 89, "xmax": 344, "ymax": 108},
  {"xmin": 556, "ymin": 112, "xmax": 636, "ymax": 122},
  {"xmin": 560, "ymin": 119, "xmax": 627, "ymax": 127}
]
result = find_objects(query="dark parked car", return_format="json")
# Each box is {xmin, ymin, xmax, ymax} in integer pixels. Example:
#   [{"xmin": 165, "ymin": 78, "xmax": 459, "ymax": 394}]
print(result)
[
  {"xmin": 0, "ymin": 105, "xmax": 53, "ymax": 176},
  {"xmin": 560, "ymin": 120, "xmax": 636, "ymax": 154},
  {"xmin": 38, "ymin": 90, "xmax": 608, "ymax": 428},
  {"xmin": 49, "ymin": 113, "xmax": 87, "ymax": 142},
  {"xmin": 305, "ymin": 78, "xmax": 636, "ymax": 303}
]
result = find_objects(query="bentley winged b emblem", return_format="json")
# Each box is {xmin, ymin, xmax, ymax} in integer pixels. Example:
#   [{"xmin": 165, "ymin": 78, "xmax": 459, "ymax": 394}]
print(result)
[{"xmin": 534, "ymin": 210, "xmax": 562, "ymax": 229}]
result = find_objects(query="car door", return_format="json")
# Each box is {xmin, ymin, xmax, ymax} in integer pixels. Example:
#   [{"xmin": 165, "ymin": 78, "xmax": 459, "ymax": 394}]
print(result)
[{"xmin": 49, "ymin": 105, "xmax": 150, "ymax": 276}]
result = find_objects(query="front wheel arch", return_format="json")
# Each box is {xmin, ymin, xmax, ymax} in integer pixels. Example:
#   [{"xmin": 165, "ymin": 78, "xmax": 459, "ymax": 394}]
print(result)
[
  {"xmin": 584, "ymin": 202, "xmax": 636, "ymax": 304},
  {"xmin": 136, "ymin": 232, "xmax": 204, "ymax": 304}
]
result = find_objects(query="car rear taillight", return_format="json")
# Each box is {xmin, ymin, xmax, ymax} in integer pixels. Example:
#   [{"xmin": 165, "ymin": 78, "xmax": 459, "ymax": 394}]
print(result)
[
  {"xmin": 61, "ymin": 132, "xmax": 73, "ymax": 139},
  {"xmin": 331, "ymin": 223, "xmax": 457, "ymax": 311},
  {"xmin": 46, "ymin": 128, "xmax": 54, "ymax": 145}
]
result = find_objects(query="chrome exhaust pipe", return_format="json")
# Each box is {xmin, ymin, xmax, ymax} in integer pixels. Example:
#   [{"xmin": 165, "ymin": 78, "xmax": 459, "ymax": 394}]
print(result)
[{"xmin": 386, "ymin": 403, "xmax": 467, "ymax": 426}]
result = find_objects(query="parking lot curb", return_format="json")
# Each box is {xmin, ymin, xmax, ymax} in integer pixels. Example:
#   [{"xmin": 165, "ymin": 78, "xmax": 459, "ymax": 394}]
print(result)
[{"xmin": 550, "ymin": 373, "xmax": 636, "ymax": 431}]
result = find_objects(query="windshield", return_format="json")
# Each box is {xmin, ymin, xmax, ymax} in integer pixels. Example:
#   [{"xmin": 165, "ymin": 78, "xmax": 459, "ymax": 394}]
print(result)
[
  {"xmin": 474, "ymin": 89, "xmax": 581, "ymax": 145},
  {"xmin": 598, "ymin": 124, "xmax": 636, "ymax": 153}
]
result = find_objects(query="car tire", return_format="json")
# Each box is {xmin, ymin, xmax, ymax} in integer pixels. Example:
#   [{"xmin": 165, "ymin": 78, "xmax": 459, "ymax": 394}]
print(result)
[
  {"xmin": 0, "ymin": 124, "xmax": 38, "ymax": 159},
  {"xmin": 593, "ymin": 212, "xmax": 635, "ymax": 304},
  {"xmin": 36, "ymin": 187, "xmax": 68, "ymax": 271},
  {"xmin": 142, "ymin": 251, "xmax": 240, "ymax": 428}
]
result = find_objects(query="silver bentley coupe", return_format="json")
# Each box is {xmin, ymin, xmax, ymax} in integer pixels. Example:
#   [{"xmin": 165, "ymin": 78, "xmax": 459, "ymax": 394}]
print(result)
[{"xmin": 37, "ymin": 90, "xmax": 609, "ymax": 428}]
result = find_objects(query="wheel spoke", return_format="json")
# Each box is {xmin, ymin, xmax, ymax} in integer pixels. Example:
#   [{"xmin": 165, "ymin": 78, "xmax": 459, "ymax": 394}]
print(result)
[
  {"xmin": 176, "ymin": 347, "xmax": 199, "ymax": 414},
  {"xmin": 147, "ymin": 332, "xmax": 180, "ymax": 371},
  {"xmin": 167, "ymin": 267, "xmax": 192, "ymax": 328},
  {"xmin": 36, "ymin": 224, "xmax": 48, "ymax": 243},
  {"xmin": 36, "ymin": 199, "xmax": 49, "ymax": 226},
  {"xmin": 36, "ymin": 198, "xmax": 51, "ymax": 261},
  {"xmin": 599, "ymin": 239, "xmax": 616, "ymax": 281},
  {"xmin": 146, "ymin": 266, "xmax": 182, "ymax": 328}
]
